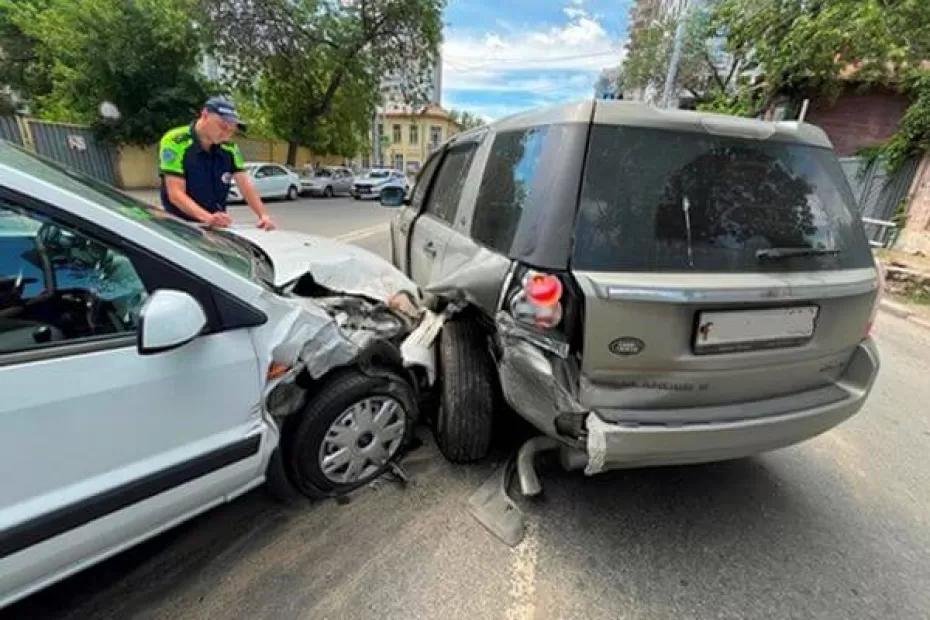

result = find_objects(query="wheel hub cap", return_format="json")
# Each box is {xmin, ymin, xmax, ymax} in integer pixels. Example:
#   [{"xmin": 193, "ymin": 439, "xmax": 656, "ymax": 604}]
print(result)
[{"xmin": 318, "ymin": 396, "xmax": 406, "ymax": 485}]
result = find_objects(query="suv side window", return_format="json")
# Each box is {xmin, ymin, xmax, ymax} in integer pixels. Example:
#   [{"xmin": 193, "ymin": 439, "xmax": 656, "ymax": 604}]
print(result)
[
  {"xmin": 423, "ymin": 144, "xmax": 477, "ymax": 225},
  {"xmin": 410, "ymin": 152, "xmax": 443, "ymax": 210},
  {"xmin": 0, "ymin": 201, "xmax": 148, "ymax": 355},
  {"xmin": 471, "ymin": 126, "xmax": 549, "ymax": 253}
]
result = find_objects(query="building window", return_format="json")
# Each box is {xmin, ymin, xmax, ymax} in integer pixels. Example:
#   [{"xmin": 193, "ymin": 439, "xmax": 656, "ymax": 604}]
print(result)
[
  {"xmin": 393, "ymin": 124, "xmax": 402, "ymax": 144},
  {"xmin": 409, "ymin": 124, "xmax": 419, "ymax": 145},
  {"xmin": 430, "ymin": 126, "xmax": 442, "ymax": 149},
  {"xmin": 393, "ymin": 153, "xmax": 404, "ymax": 171}
]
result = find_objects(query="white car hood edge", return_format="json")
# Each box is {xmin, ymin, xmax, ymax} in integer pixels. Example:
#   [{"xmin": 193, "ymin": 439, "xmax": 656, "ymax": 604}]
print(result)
[{"xmin": 229, "ymin": 227, "xmax": 418, "ymax": 301}]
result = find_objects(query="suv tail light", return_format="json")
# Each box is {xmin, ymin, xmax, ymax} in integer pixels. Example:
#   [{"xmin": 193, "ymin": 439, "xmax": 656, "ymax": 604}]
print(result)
[
  {"xmin": 511, "ymin": 271, "xmax": 563, "ymax": 329},
  {"xmin": 866, "ymin": 264, "xmax": 886, "ymax": 337}
]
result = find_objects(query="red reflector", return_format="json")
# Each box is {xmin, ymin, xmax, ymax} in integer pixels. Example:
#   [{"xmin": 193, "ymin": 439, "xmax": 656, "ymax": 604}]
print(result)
[{"xmin": 526, "ymin": 274, "xmax": 562, "ymax": 306}]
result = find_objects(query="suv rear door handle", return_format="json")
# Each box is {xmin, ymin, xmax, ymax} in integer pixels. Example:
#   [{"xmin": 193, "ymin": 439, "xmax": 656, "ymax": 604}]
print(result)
[{"xmin": 423, "ymin": 241, "xmax": 437, "ymax": 257}]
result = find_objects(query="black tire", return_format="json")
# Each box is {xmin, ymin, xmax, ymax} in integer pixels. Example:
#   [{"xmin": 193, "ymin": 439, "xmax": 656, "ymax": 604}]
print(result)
[
  {"xmin": 323, "ymin": 185, "xmax": 334, "ymax": 198},
  {"xmin": 285, "ymin": 368, "xmax": 417, "ymax": 498},
  {"xmin": 287, "ymin": 185, "xmax": 299, "ymax": 201},
  {"xmin": 353, "ymin": 194, "xmax": 361, "ymax": 200},
  {"xmin": 435, "ymin": 320, "xmax": 495, "ymax": 463},
  {"xmin": 264, "ymin": 448, "xmax": 306, "ymax": 505}
]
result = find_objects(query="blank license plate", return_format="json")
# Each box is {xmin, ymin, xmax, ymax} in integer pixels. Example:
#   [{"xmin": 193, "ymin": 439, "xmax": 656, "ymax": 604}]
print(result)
[{"xmin": 694, "ymin": 306, "xmax": 819, "ymax": 354}]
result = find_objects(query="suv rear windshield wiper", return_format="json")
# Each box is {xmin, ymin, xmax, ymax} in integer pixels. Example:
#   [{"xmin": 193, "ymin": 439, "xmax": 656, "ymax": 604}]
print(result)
[{"xmin": 756, "ymin": 247, "xmax": 841, "ymax": 260}]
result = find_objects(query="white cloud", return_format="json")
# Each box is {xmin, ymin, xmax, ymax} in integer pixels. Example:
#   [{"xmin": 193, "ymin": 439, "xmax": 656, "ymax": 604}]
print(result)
[
  {"xmin": 443, "ymin": 5, "xmax": 622, "ymax": 79},
  {"xmin": 441, "ymin": 3, "xmax": 625, "ymax": 119}
]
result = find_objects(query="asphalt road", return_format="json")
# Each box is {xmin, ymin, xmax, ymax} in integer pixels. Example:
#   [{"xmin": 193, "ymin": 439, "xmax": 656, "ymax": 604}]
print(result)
[{"xmin": 5, "ymin": 196, "xmax": 930, "ymax": 620}]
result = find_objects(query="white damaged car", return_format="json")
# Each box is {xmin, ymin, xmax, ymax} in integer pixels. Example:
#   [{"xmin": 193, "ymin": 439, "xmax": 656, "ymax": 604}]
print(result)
[{"xmin": 0, "ymin": 142, "xmax": 441, "ymax": 607}]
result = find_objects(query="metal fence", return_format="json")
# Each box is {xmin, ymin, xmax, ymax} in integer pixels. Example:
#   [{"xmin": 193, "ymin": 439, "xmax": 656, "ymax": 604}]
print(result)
[
  {"xmin": 27, "ymin": 120, "xmax": 117, "ymax": 185},
  {"xmin": 840, "ymin": 156, "xmax": 920, "ymax": 247},
  {"xmin": 0, "ymin": 115, "xmax": 24, "ymax": 145}
]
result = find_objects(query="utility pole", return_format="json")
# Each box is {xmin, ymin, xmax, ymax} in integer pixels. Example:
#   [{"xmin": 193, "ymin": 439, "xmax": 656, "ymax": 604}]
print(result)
[{"xmin": 661, "ymin": 0, "xmax": 699, "ymax": 109}]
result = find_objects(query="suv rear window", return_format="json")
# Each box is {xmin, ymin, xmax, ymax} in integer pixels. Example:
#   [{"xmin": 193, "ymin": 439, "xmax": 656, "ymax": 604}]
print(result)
[{"xmin": 573, "ymin": 125, "xmax": 873, "ymax": 272}]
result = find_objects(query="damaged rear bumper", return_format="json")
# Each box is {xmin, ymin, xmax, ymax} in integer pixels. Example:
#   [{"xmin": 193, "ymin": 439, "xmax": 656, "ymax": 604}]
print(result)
[{"xmin": 497, "ymin": 322, "xmax": 880, "ymax": 475}]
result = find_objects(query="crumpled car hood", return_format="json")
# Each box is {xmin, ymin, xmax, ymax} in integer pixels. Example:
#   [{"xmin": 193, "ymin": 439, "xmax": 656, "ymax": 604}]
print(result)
[{"xmin": 230, "ymin": 227, "xmax": 418, "ymax": 300}]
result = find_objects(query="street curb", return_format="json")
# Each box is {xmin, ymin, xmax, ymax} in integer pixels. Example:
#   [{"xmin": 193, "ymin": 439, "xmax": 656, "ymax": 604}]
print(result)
[{"xmin": 879, "ymin": 299, "xmax": 930, "ymax": 330}]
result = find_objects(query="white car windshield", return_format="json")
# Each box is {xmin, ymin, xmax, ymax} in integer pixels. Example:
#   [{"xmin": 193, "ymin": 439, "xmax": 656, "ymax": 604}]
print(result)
[
  {"xmin": 0, "ymin": 143, "xmax": 272, "ymax": 286},
  {"xmin": 369, "ymin": 170, "xmax": 391, "ymax": 178}
]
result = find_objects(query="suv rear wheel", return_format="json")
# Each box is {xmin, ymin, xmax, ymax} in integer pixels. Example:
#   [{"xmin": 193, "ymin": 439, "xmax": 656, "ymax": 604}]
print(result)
[{"xmin": 435, "ymin": 320, "xmax": 495, "ymax": 462}]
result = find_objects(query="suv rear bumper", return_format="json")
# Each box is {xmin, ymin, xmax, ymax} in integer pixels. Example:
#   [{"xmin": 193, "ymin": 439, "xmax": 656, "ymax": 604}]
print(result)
[{"xmin": 577, "ymin": 339, "xmax": 879, "ymax": 473}]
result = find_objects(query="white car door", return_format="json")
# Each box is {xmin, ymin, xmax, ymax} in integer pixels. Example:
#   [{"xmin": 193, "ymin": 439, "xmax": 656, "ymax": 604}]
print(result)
[
  {"xmin": 272, "ymin": 165, "xmax": 289, "ymax": 197},
  {"xmin": 408, "ymin": 143, "xmax": 479, "ymax": 285},
  {"xmin": 252, "ymin": 166, "xmax": 275, "ymax": 198},
  {"xmin": 0, "ymin": 195, "xmax": 265, "ymax": 606}
]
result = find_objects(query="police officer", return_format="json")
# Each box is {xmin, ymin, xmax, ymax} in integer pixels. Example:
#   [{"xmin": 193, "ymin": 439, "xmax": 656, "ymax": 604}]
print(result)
[{"xmin": 159, "ymin": 96, "xmax": 275, "ymax": 230}]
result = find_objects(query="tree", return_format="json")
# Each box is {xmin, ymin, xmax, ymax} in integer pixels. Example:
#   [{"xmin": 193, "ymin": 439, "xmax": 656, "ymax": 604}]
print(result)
[
  {"xmin": 0, "ymin": 0, "xmax": 53, "ymax": 114},
  {"xmin": 449, "ymin": 109, "xmax": 485, "ymax": 131},
  {"xmin": 623, "ymin": 1, "xmax": 739, "ymax": 106},
  {"xmin": 708, "ymin": 0, "xmax": 930, "ymax": 164},
  {"xmin": 0, "ymin": 0, "xmax": 209, "ymax": 144},
  {"xmin": 201, "ymin": 0, "xmax": 444, "ymax": 165}
]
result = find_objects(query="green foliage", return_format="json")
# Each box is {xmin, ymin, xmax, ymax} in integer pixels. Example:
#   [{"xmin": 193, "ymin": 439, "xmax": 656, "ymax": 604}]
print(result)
[
  {"xmin": 881, "ymin": 70, "xmax": 930, "ymax": 170},
  {"xmin": 0, "ymin": 0, "xmax": 54, "ymax": 113},
  {"xmin": 624, "ymin": 1, "xmax": 735, "ymax": 104},
  {"xmin": 449, "ymin": 109, "xmax": 485, "ymax": 131},
  {"xmin": 0, "ymin": 0, "xmax": 208, "ymax": 144},
  {"xmin": 201, "ymin": 0, "xmax": 444, "ymax": 163},
  {"xmin": 709, "ymin": 0, "xmax": 930, "ymax": 165},
  {"xmin": 623, "ymin": 17, "xmax": 674, "ymax": 94},
  {"xmin": 714, "ymin": 0, "xmax": 930, "ymax": 101}
]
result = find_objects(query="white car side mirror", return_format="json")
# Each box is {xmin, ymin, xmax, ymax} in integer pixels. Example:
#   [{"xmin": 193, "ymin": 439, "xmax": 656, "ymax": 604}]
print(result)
[{"xmin": 138, "ymin": 290, "xmax": 207, "ymax": 355}]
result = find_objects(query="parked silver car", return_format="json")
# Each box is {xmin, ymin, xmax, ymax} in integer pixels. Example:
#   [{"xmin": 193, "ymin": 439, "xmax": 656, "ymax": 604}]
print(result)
[
  {"xmin": 300, "ymin": 166, "xmax": 354, "ymax": 198},
  {"xmin": 228, "ymin": 162, "xmax": 300, "ymax": 202},
  {"xmin": 381, "ymin": 100, "xmax": 882, "ymax": 487},
  {"xmin": 352, "ymin": 168, "xmax": 408, "ymax": 200}
]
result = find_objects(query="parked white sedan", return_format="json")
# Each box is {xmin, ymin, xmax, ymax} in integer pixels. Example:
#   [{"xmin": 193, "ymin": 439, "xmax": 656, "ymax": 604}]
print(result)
[
  {"xmin": 0, "ymin": 142, "xmax": 437, "ymax": 608},
  {"xmin": 228, "ymin": 162, "xmax": 301, "ymax": 202}
]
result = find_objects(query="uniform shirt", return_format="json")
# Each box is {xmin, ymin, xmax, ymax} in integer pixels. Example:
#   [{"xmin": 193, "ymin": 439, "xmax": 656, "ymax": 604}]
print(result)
[{"xmin": 158, "ymin": 123, "xmax": 245, "ymax": 221}]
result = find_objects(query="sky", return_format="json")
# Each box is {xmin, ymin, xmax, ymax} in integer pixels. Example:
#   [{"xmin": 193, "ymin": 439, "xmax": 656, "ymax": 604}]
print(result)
[{"xmin": 441, "ymin": 0, "xmax": 632, "ymax": 120}]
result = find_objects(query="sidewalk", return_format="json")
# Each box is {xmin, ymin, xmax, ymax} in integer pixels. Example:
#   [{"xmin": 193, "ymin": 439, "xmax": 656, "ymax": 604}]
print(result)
[{"xmin": 876, "ymin": 249, "xmax": 930, "ymax": 330}]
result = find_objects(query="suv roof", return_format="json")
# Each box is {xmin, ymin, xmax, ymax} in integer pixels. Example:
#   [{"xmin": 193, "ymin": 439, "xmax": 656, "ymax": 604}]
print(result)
[{"xmin": 486, "ymin": 100, "xmax": 832, "ymax": 150}]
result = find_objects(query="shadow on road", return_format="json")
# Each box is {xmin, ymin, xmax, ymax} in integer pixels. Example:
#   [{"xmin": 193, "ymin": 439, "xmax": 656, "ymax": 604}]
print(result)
[{"xmin": 4, "ymin": 431, "xmax": 919, "ymax": 619}]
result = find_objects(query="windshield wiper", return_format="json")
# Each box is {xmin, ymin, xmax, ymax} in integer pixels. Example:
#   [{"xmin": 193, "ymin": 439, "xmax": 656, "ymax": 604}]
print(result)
[{"xmin": 756, "ymin": 247, "xmax": 840, "ymax": 260}]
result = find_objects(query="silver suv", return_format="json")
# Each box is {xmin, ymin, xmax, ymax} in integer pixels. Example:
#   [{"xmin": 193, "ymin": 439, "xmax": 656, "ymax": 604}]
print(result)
[{"xmin": 381, "ymin": 100, "xmax": 881, "ymax": 479}]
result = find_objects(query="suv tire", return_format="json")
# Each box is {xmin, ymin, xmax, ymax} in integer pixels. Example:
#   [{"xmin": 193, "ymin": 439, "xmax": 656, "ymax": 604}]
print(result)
[
  {"xmin": 286, "ymin": 368, "xmax": 417, "ymax": 498},
  {"xmin": 435, "ymin": 320, "xmax": 494, "ymax": 463}
]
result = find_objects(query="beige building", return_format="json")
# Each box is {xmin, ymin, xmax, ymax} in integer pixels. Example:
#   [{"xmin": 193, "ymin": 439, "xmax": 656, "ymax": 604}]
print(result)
[{"xmin": 378, "ymin": 104, "xmax": 462, "ymax": 175}]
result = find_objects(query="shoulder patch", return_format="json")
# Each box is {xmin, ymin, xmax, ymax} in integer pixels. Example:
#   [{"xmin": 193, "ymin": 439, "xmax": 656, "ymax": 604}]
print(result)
[{"xmin": 161, "ymin": 148, "xmax": 178, "ymax": 163}]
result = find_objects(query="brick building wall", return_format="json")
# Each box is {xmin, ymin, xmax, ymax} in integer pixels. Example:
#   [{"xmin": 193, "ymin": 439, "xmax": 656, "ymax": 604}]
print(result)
[{"xmin": 805, "ymin": 86, "xmax": 911, "ymax": 157}]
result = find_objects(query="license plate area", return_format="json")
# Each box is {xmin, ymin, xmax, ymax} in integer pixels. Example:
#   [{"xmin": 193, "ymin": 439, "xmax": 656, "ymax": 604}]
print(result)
[{"xmin": 694, "ymin": 306, "xmax": 819, "ymax": 354}]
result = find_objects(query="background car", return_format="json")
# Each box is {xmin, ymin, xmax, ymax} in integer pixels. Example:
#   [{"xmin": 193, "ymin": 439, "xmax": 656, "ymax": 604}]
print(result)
[
  {"xmin": 228, "ymin": 162, "xmax": 300, "ymax": 202},
  {"xmin": 299, "ymin": 166, "xmax": 354, "ymax": 198},
  {"xmin": 352, "ymin": 168, "xmax": 408, "ymax": 200},
  {"xmin": 380, "ymin": 100, "xmax": 881, "ymax": 482}
]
